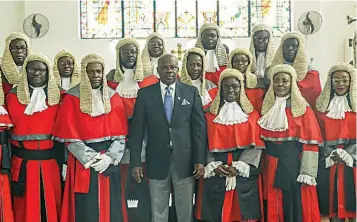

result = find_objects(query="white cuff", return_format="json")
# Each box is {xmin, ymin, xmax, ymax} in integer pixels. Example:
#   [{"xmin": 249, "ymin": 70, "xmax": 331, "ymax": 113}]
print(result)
[
  {"xmin": 225, "ymin": 176, "xmax": 236, "ymax": 191},
  {"xmin": 297, "ymin": 174, "xmax": 317, "ymax": 186},
  {"xmin": 336, "ymin": 148, "xmax": 354, "ymax": 167},
  {"xmin": 232, "ymin": 161, "xmax": 250, "ymax": 178},
  {"xmin": 204, "ymin": 161, "xmax": 223, "ymax": 178},
  {"xmin": 325, "ymin": 156, "xmax": 335, "ymax": 168}
]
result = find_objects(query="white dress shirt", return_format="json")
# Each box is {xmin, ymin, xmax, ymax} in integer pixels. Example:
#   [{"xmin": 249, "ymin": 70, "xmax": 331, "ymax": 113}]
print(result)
[{"xmin": 160, "ymin": 81, "xmax": 175, "ymax": 106}]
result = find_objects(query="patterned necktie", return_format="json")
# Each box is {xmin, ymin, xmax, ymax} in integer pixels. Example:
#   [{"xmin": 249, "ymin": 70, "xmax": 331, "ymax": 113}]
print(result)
[{"xmin": 164, "ymin": 86, "xmax": 173, "ymax": 122}]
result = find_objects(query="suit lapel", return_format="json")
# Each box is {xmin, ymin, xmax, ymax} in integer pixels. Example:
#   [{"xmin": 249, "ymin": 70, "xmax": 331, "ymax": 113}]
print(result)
[
  {"xmin": 171, "ymin": 81, "xmax": 183, "ymax": 124},
  {"xmin": 153, "ymin": 82, "xmax": 169, "ymax": 125}
]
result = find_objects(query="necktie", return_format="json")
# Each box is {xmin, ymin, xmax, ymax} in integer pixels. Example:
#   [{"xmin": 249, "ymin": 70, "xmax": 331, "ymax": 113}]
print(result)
[{"xmin": 164, "ymin": 86, "xmax": 173, "ymax": 122}]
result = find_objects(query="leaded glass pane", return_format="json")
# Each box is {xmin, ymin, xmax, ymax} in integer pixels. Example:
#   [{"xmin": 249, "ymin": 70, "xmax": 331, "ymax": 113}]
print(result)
[
  {"xmin": 176, "ymin": 0, "xmax": 197, "ymax": 38},
  {"xmin": 123, "ymin": 0, "xmax": 154, "ymax": 38},
  {"xmin": 80, "ymin": 0, "xmax": 123, "ymax": 39},
  {"xmin": 218, "ymin": 0, "xmax": 249, "ymax": 37},
  {"xmin": 155, "ymin": 0, "xmax": 176, "ymax": 38},
  {"xmin": 197, "ymin": 0, "xmax": 218, "ymax": 28},
  {"xmin": 250, "ymin": 0, "xmax": 291, "ymax": 36}
]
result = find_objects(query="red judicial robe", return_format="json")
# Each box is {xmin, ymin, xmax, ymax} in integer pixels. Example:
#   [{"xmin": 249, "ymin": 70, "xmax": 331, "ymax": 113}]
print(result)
[
  {"xmin": 246, "ymin": 88, "xmax": 265, "ymax": 114},
  {"xmin": 195, "ymin": 109, "xmax": 265, "ymax": 222},
  {"xmin": 52, "ymin": 86, "xmax": 129, "ymax": 222},
  {"xmin": 261, "ymin": 106, "xmax": 322, "ymax": 222},
  {"xmin": 0, "ymin": 107, "xmax": 14, "ymax": 222},
  {"xmin": 316, "ymin": 111, "xmax": 356, "ymax": 219},
  {"xmin": 297, "ymin": 70, "xmax": 321, "ymax": 108},
  {"xmin": 6, "ymin": 88, "xmax": 63, "ymax": 222},
  {"xmin": 205, "ymin": 66, "xmax": 227, "ymax": 86},
  {"xmin": 107, "ymin": 74, "xmax": 158, "ymax": 118}
]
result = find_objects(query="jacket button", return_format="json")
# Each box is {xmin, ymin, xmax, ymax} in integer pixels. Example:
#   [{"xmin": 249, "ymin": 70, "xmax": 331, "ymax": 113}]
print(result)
[{"xmin": 169, "ymin": 128, "xmax": 172, "ymax": 131}]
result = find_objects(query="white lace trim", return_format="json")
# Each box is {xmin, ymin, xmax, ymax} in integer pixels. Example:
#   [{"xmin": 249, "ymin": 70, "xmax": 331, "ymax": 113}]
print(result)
[
  {"xmin": 0, "ymin": 106, "xmax": 8, "ymax": 115},
  {"xmin": 205, "ymin": 50, "xmax": 219, "ymax": 73},
  {"xmin": 232, "ymin": 161, "xmax": 250, "ymax": 178},
  {"xmin": 214, "ymin": 101, "xmax": 249, "ymax": 125},
  {"xmin": 91, "ymin": 88, "xmax": 105, "ymax": 117},
  {"xmin": 297, "ymin": 174, "xmax": 317, "ymax": 186},
  {"xmin": 335, "ymin": 148, "xmax": 354, "ymax": 167},
  {"xmin": 255, "ymin": 52, "xmax": 265, "ymax": 78},
  {"xmin": 17, "ymin": 66, "xmax": 23, "ymax": 73},
  {"xmin": 204, "ymin": 161, "xmax": 222, "ymax": 178},
  {"xmin": 24, "ymin": 86, "xmax": 48, "ymax": 115},
  {"xmin": 326, "ymin": 94, "xmax": 352, "ymax": 119},
  {"xmin": 258, "ymin": 95, "xmax": 289, "ymax": 131},
  {"xmin": 116, "ymin": 68, "xmax": 140, "ymax": 98}
]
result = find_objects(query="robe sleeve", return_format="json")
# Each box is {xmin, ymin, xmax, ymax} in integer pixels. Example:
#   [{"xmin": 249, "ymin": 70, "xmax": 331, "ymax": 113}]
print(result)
[
  {"xmin": 298, "ymin": 144, "xmax": 319, "ymax": 185},
  {"xmin": 67, "ymin": 142, "xmax": 97, "ymax": 167},
  {"xmin": 106, "ymin": 138, "xmax": 126, "ymax": 163},
  {"xmin": 238, "ymin": 148, "xmax": 262, "ymax": 169}
]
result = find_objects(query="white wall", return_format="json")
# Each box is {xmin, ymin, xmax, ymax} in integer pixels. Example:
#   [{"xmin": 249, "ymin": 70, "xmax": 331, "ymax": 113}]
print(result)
[{"xmin": 0, "ymin": 0, "xmax": 356, "ymax": 84}]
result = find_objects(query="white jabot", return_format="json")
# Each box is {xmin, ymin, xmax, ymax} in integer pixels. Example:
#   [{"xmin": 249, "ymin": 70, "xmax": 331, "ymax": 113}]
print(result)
[
  {"xmin": 115, "ymin": 68, "xmax": 140, "ymax": 98},
  {"xmin": 61, "ymin": 77, "xmax": 71, "ymax": 91},
  {"xmin": 0, "ymin": 106, "xmax": 8, "ymax": 115},
  {"xmin": 151, "ymin": 57, "xmax": 159, "ymax": 78},
  {"xmin": 214, "ymin": 101, "xmax": 248, "ymax": 125},
  {"xmin": 258, "ymin": 95, "xmax": 290, "ymax": 131},
  {"xmin": 255, "ymin": 53, "xmax": 265, "ymax": 78},
  {"xmin": 326, "ymin": 94, "xmax": 352, "ymax": 119},
  {"xmin": 160, "ymin": 81, "xmax": 175, "ymax": 105},
  {"xmin": 205, "ymin": 50, "xmax": 219, "ymax": 73},
  {"xmin": 91, "ymin": 88, "xmax": 105, "ymax": 117},
  {"xmin": 192, "ymin": 79, "xmax": 212, "ymax": 106},
  {"xmin": 24, "ymin": 85, "xmax": 48, "ymax": 115},
  {"xmin": 17, "ymin": 66, "xmax": 23, "ymax": 73}
]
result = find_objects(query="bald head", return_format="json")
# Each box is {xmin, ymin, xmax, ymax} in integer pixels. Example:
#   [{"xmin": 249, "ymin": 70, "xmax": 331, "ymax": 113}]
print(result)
[{"xmin": 157, "ymin": 54, "xmax": 178, "ymax": 85}]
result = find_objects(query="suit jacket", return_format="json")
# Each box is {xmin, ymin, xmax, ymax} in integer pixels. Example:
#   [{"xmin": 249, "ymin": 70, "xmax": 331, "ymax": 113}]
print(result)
[{"xmin": 129, "ymin": 81, "xmax": 207, "ymax": 180}]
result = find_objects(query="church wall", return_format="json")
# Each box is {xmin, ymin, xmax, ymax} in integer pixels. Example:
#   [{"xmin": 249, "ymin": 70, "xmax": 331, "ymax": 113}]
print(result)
[{"xmin": 0, "ymin": 0, "xmax": 355, "ymax": 85}]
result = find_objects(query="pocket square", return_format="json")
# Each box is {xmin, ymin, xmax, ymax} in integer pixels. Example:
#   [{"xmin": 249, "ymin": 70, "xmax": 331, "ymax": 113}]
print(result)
[{"xmin": 181, "ymin": 99, "xmax": 190, "ymax": 106}]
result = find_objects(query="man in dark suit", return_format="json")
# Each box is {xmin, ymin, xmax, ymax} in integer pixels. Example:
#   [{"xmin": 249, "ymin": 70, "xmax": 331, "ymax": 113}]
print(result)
[{"xmin": 130, "ymin": 54, "xmax": 207, "ymax": 222}]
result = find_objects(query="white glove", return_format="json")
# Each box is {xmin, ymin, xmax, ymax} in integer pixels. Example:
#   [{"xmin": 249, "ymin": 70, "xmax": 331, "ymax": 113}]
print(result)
[
  {"xmin": 84, "ymin": 153, "xmax": 100, "ymax": 169},
  {"xmin": 62, "ymin": 164, "xmax": 67, "ymax": 181},
  {"xmin": 336, "ymin": 148, "xmax": 353, "ymax": 167},
  {"xmin": 91, "ymin": 154, "xmax": 113, "ymax": 173},
  {"xmin": 225, "ymin": 176, "xmax": 236, "ymax": 191},
  {"xmin": 232, "ymin": 161, "xmax": 250, "ymax": 178}
]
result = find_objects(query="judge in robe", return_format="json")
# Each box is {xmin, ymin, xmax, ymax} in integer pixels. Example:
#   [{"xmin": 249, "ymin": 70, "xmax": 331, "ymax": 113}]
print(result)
[
  {"xmin": 53, "ymin": 50, "xmax": 80, "ymax": 91},
  {"xmin": 180, "ymin": 47, "xmax": 218, "ymax": 110},
  {"xmin": 315, "ymin": 63, "xmax": 356, "ymax": 222},
  {"xmin": 1, "ymin": 32, "xmax": 32, "ymax": 94},
  {"xmin": 142, "ymin": 32, "xmax": 168, "ymax": 79},
  {"xmin": 258, "ymin": 64, "xmax": 322, "ymax": 222},
  {"xmin": 249, "ymin": 24, "xmax": 275, "ymax": 85},
  {"xmin": 269, "ymin": 31, "xmax": 322, "ymax": 108},
  {"xmin": 195, "ymin": 23, "xmax": 228, "ymax": 85},
  {"xmin": 228, "ymin": 48, "xmax": 265, "ymax": 113},
  {"xmin": 6, "ymin": 53, "xmax": 64, "ymax": 222},
  {"xmin": 107, "ymin": 38, "xmax": 157, "ymax": 220},
  {"xmin": 0, "ymin": 69, "xmax": 14, "ymax": 222},
  {"xmin": 195, "ymin": 69, "xmax": 265, "ymax": 222},
  {"xmin": 52, "ymin": 54, "xmax": 129, "ymax": 222}
]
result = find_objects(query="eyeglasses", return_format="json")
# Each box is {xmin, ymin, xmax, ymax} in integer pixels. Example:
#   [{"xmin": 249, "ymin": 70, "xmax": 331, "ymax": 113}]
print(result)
[
  {"xmin": 120, "ymin": 50, "xmax": 138, "ymax": 56},
  {"xmin": 27, "ymin": 68, "xmax": 47, "ymax": 74},
  {"xmin": 9, "ymin": 46, "xmax": 27, "ymax": 52},
  {"xmin": 58, "ymin": 61, "xmax": 74, "ymax": 67},
  {"xmin": 233, "ymin": 60, "xmax": 249, "ymax": 65},
  {"xmin": 149, "ymin": 42, "xmax": 163, "ymax": 47},
  {"xmin": 332, "ymin": 78, "xmax": 350, "ymax": 84},
  {"xmin": 253, "ymin": 36, "xmax": 269, "ymax": 41}
]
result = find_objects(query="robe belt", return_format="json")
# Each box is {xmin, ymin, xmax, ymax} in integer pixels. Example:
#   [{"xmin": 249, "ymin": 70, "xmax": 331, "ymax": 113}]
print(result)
[
  {"xmin": 12, "ymin": 144, "xmax": 62, "ymax": 161},
  {"xmin": 265, "ymin": 141, "xmax": 301, "ymax": 191}
]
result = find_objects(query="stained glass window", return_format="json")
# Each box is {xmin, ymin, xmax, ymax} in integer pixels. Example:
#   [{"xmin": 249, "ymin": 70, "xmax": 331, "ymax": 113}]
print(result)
[
  {"xmin": 250, "ymin": 0, "xmax": 291, "ymax": 36},
  {"xmin": 218, "ymin": 0, "xmax": 249, "ymax": 37},
  {"xmin": 155, "ymin": 0, "xmax": 175, "ymax": 38},
  {"xmin": 123, "ymin": 0, "xmax": 154, "ymax": 38},
  {"xmin": 79, "ymin": 0, "xmax": 291, "ymax": 39},
  {"xmin": 80, "ymin": 0, "xmax": 123, "ymax": 39},
  {"xmin": 176, "ymin": 0, "xmax": 197, "ymax": 38},
  {"xmin": 197, "ymin": 0, "xmax": 218, "ymax": 28}
]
